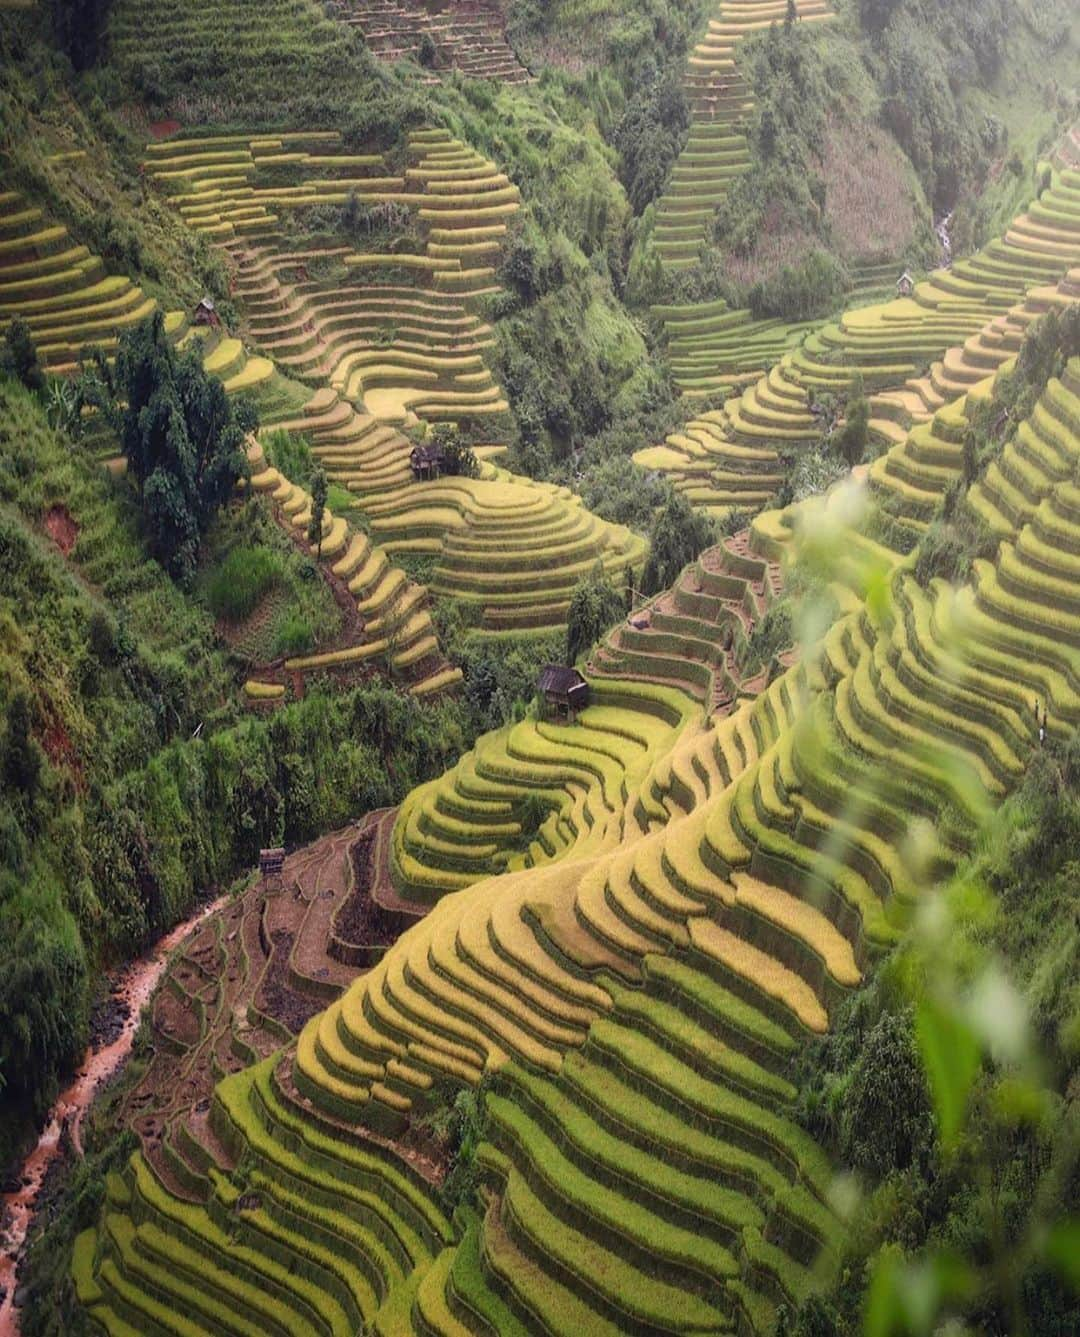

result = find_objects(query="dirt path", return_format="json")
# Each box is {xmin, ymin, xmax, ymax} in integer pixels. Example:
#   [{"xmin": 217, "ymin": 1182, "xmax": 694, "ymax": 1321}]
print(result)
[{"xmin": 0, "ymin": 890, "xmax": 233, "ymax": 1335}]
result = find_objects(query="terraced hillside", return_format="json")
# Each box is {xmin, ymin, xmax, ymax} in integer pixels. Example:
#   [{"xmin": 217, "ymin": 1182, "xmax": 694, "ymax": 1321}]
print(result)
[
  {"xmin": 73, "ymin": 329, "xmax": 1080, "ymax": 1332},
  {"xmin": 0, "ymin": 188, "xmax": 267, "ymax": 392},
  {"xmin": 392, "ymin": 533, "xmax": 791, "ymax": 903},
  {"xmin": 143, "ymin": 128, "xmax": 516, "ymax": 422},
  {"xmin": 652, "ymin": 0, "xmax": 835, "ymax": 272},
  {"xmin": 637, "ymin": 165, "xmax": 1080, "ymax": 519},
  {"xmin": 110, "ymin": 818, "xmax": 419, "ymax": 1204},
  {"xmin": 142, "ymin": 127, "xmax": 645, "ymax": 633},
  {"xmin": 331, "ymin": 0, "xmax": 531, "ymax": 83},
  {"xmin": 242, "ymin": 435, "xmax": 459, "ymax": 696},
  {"xmin": 868, "ymin": 266, "xmax": 1080, "ymax": 535},
  {"xmin": 652, "ymin": 299, "xmax": 819, "ymax": 398},
  {"xmin": 105, "ymin": 0, "xmax": 364, "ymax": 106}
]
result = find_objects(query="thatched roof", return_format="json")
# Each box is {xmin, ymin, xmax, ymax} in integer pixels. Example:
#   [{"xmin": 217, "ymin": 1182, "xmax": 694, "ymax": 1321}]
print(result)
[{"xmin": 538, "ymin": 665, "xmax": 588, "ymax": 696}]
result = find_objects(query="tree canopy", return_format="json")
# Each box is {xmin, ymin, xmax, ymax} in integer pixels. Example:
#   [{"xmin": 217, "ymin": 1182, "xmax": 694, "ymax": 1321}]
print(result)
[
  {"xmin": 565, "ymin": 563, "xmax": 626, "ymax": 666},
  {"xmin": 2, "ymin": 318, "xmax": 45, "ymax": 394},
  {"xmin": 640, "ymin": 490, "xmax": 714, "ymax": 596},
  {"xmin": 79, "ymin": 313, "xmax": 256, "ymax": 582}
]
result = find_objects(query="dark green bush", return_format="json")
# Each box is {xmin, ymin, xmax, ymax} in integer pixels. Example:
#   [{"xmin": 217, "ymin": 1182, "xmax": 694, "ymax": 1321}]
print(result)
[{"xmin": 566, "ymin": 564, "xmax": 626, "ymax": 665}]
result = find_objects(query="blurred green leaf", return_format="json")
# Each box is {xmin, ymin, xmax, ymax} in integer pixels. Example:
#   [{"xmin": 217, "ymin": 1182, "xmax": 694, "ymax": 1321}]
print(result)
[
  {"xmin": 865, "ymin": 1249, "xmax": 903, "ymax": 1337},
  {"xmin": 1047, "ymin": 1221, "xmax": 1080, "ymax": 1290},
  {"xmin": 915, "ymin": 996, "xmax": 981, "ymax": 1149},
  {"xmin": 865, "ymin": 1248, "xmax": 977, "ymax": 1337}
]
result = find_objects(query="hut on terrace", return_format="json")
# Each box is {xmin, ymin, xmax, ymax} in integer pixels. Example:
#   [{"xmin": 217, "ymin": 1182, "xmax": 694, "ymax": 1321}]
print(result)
[
  {"xmin": 193, "ymin": 295, "xmax": 221, "ymax": 328},
  {"xmin": 896, "ymin": 271, "xmax": 915, "ymax": 298},
  {"xmin": 538, "ymin": 665, "xmax": 590, "ymax": 722},
  {"xmin": 259, "ymin": 846, "xmax": 285, "ymax": 889},
  {"xmin": 410, "ymin": 442, "xmax": 445, "ymax": 481}
]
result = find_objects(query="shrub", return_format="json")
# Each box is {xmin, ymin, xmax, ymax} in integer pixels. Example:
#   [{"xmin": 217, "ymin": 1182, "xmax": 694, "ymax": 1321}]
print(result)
[
  {"xmin": 914, "ymin": 512, "xmax": 997, "ymax": 587},
  {"xmin": 832, "ymin": 376, "xmax": 871, "ymax": 467},
  {"xmin": 748, "ymin": 250, "xmax": 850, "ymax": 322},
  {"xmin": 272, "ymin": 611, "xmax": 315, "ymax": 657},
  {"xmin": 738, "ymin": 600, "xmax": 793, "ymax": 677},
  {"xmin": 206, "ymin": 548, "xmax": 283, "ymax": 622},
  {"xmin": 2, "ymin": 691, "xmax": 43, "ymax": 798},
  {"xmin": 2, "ymin": 319, "xmax": 45, "ymax": 395},
  {"xmin": 566, "ymin": 563, "xmax": 626, "ymax": 665},
  {"xmin": 640, "ymin": 491, "xmax": 714, "ymax": 596},
  {"xmin": 264, "ymin": 429, "xmax": 315, "ymax": 490},
  {"xmin": 417, "ymin": 32, "xmax": 437, "ymax": 68}
]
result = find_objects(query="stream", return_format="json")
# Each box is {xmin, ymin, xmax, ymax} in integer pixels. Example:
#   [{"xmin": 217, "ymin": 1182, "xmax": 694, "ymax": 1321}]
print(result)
[
  {"xmin": 935, "ymin": 210, "xmax": 954, "ymax": 269},
  {"xmin": 0, "ymin": 889, "xmax": 233, "ymax": 1336}
]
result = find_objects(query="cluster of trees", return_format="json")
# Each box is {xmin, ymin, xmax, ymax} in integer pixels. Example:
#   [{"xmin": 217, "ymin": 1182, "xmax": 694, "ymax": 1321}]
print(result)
[
  {"xmin": 76, "ymin": 313, "xmax": 256, "ymax": 584},
  {"xmin": 51, "ymin": 0, "xmax": 112, "ymax": 69},
  {"xmin": 565, "ymin": 563, "xmax": 628, "ymax": 667},
  {"xmin": 613, "ymin": 66, "xmax": 689, "ymax": 214},
  {"xmin": 710, "ymin": 15, "xmax": 834, "ymax": 261},
  {"xmin": 0, "ymin": 365, "xmax": 477, "ymax": 1167},
  {"xmin": 640, "ymin": 489, "xmax": 715, "ymax": 595},
  {"xmin": 863, "ymin": 0, "xmax": 1013, "ymax": 215}
]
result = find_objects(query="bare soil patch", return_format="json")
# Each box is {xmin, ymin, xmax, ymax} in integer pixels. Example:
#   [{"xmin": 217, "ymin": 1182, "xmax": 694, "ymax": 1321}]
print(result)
[{"xmin": 43, "ymin": 505, "xmax": 78, "ymax": 556}]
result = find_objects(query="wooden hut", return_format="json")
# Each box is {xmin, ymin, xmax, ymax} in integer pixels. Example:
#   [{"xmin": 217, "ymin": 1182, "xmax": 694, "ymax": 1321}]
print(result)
[
  {"xmin": 896, "ymin": 270, "xmax": 915, "ymax": 298},
  {"xmin": 193, "ymin": 295, "xmax": 221, "ymax": 328},
  {"xmin": 537, "ymin": 665, "xmax": 590, "ymax": 722},
  {"xmin": 410, "ymin": 442, "xmax": 445, "ymax": 481},
  {"xmin": 259, "ymin": 846, "xmax": 285, "ymax": 889}
]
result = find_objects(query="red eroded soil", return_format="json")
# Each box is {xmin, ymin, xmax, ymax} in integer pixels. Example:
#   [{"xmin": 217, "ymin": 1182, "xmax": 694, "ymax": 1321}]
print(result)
[
  {"xmin": 148, "ymin": 119, "xmax": 182, "ymax": 140},
  {"xmin": 43, "ymin": 504, "xmax": 78, "ymax": 556},
  {"xmin": 40, "ymin": 715, "xmax": 84, "ymax": 791}
]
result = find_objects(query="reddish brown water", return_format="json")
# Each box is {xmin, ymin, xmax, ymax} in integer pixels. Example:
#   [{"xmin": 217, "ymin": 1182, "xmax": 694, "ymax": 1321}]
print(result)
[{"xmin": 0, "ymin": 891, "xmax": 232, "ymax": 1335}]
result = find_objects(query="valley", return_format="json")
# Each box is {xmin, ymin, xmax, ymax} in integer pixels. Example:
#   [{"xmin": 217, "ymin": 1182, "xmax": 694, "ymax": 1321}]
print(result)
[{"xmin": 1, "ymin": 0, "xmax": 1079, "ymax": 1333}]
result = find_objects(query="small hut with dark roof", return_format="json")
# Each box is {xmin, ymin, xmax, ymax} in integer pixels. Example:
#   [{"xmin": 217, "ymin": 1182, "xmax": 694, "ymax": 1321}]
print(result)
[
  {"xmin": 537, "ymin": 665, "xmax": 589, "ymax": 722},
  {"xmin": 896, "ymin": 270, "xmax": 915, "ymax": 298},
  {"xmin": 410, "ymin": 442, "xmax": 445, "ymax": 481},
  {"xmin": 193, "ymin": 295, "xmax": 220, "ymax": 327}
]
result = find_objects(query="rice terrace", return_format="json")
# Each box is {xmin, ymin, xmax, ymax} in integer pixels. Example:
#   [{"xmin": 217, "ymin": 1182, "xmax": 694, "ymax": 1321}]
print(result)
[{"xmin": 1, "ymin": 0, "xmax": 1080, "ymax": 1333}]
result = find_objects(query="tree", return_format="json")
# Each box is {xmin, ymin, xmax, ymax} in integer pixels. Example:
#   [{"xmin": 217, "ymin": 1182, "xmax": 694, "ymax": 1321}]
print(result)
[
  {"xmin": 2, "ymin": 318, "xmax": 45, "ymax": 394},
  {"xmin": 785, "ymin": 0, "xmax": 798, "ymax": 26},
  {"xmin": 78, "ymin": 314, "xmax": 256, "ymax": 583},
  {"xmin": 834, "ymin": 374, "xmax": 870, "ymax": 468},
  {"xmin": 52, "ymin": 0, "xmax": 111, "ymax": 68},
  {"xmin": 307, "ymin": 465, "xmax": 328, "ymax": 559},
  {"xmin": 430, "ymin": 424, "xmax": 480, "ymax": 479},
  {"xmin": 2, "ymin": 691, "xmax": 42, "ymax": 798},
  {"xmin": 565, "ymin": 563, "xmax": 625, "ymax": 666},
  {"xmin": 417, "ymin": 32, "xmax": 437, "ymax": 67},
  {"xmin": 640, "ymin": 491, "xmax": 714, "ymax": 596},
  {"xmin": 840, "ymin": 1009, "xmax": 933, "ymax": 1178}
]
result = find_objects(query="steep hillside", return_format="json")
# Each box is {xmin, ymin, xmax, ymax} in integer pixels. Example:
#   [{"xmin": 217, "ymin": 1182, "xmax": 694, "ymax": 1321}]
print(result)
[
  {"xmin": 636, "ymin": 162, "xmax": 1080, "ymax": 518},
  {"xmin": 2, "ymin": 0, "xmax": 1080, "ymax": 1332},
  {"xmin": 69, "ymin": 336, "xmax": 1080, "ymax": 1334}
]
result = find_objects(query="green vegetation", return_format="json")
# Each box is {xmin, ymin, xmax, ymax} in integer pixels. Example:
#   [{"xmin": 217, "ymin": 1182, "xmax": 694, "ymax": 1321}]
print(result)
[
  {"xmin": 565, "ymin": 562, "xmax": 627, "ymax": 665},
  {"xmin": 0, "ymin": 376, "xmax": 465, "ymax": 1165},
  {"xmin": 3, "ymin": 0, "xmax": 1080, "ymax": 1331},
  {"xmin": 204, "ymin": 545, "xmax": 283, "ymax": 623},
  {"xmin": 788, "ymin": 742, "xmax": 1080, "ymax": 1335},
  {"xmin": 77, "ymin": 314, "xmax": 257, "ymax": 582},
  {"xmin": 640, "ymin": 488, "xmax": 714, "ymax": 593},
  {"xmin": 2, "ymin": 316, "xmax": 45, "ymax": 392}
]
